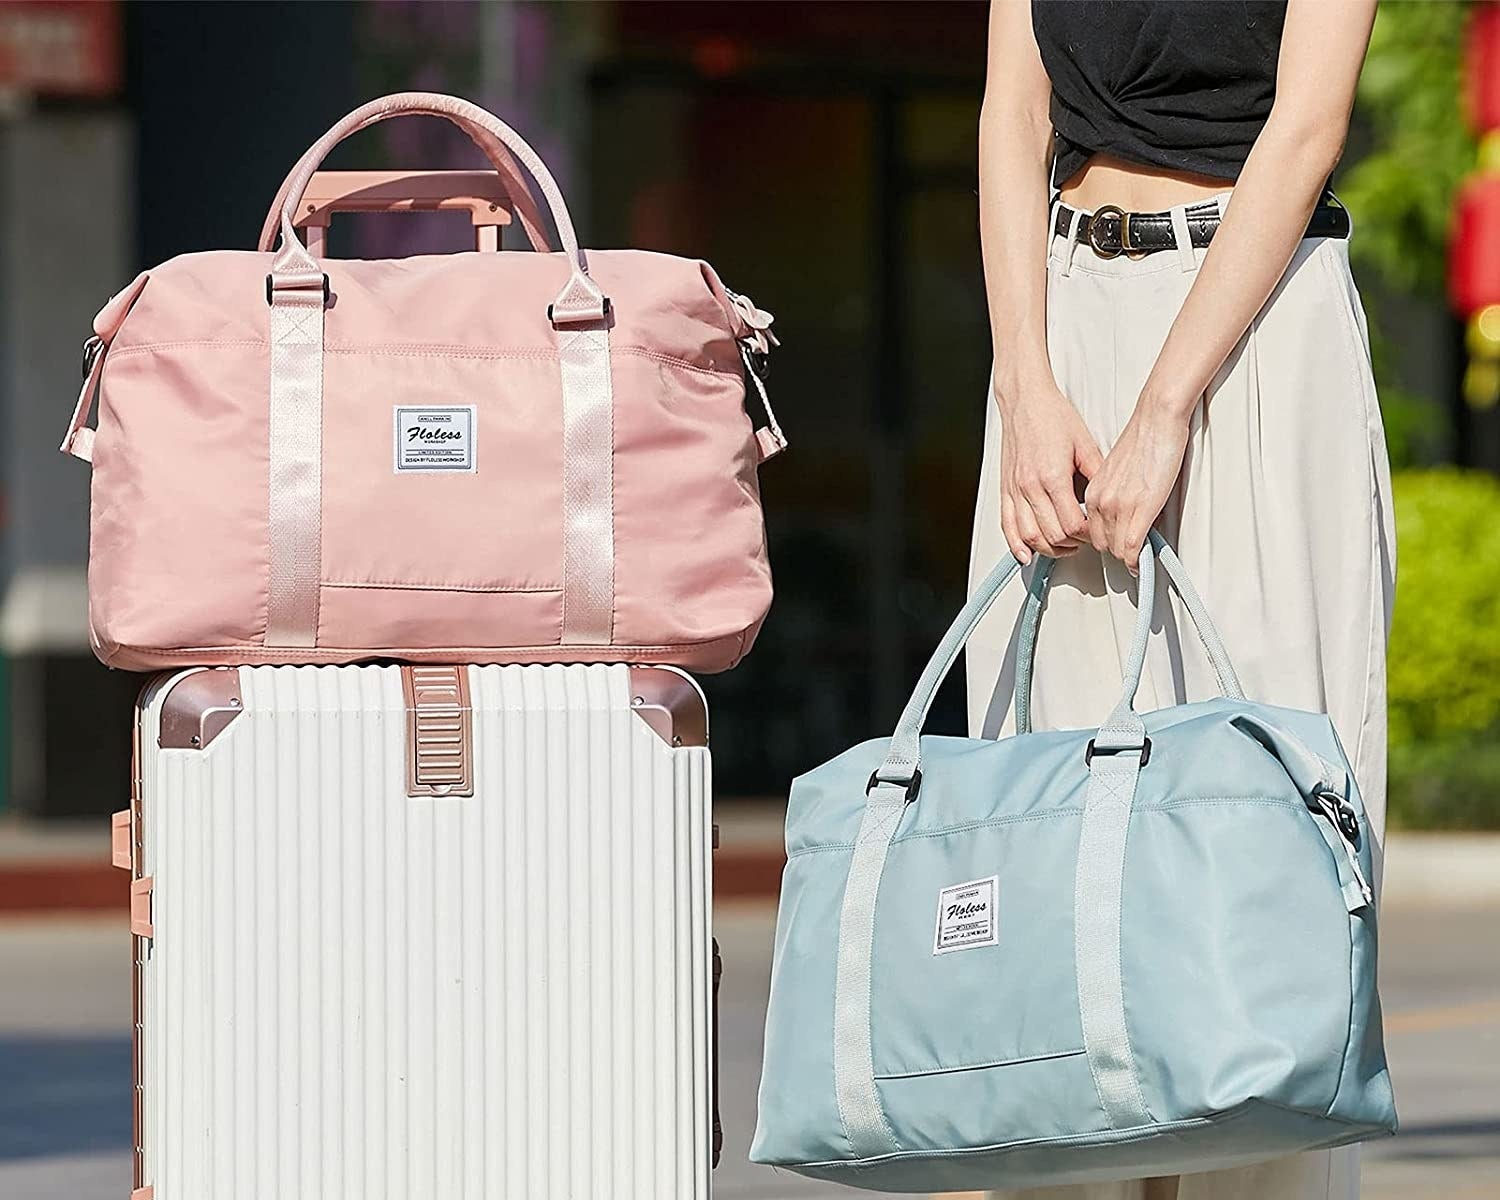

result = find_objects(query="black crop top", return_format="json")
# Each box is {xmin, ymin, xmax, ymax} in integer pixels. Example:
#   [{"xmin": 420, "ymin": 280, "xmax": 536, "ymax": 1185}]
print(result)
[{"xmin": 1032, "ymin": 0, "xmax": 1286, "ymax": 186}]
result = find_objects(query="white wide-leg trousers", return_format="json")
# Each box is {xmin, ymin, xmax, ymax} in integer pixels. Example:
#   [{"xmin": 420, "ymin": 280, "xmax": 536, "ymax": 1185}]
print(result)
[{"xmin": 967, "ymin": 204, "xmax": 1396, "ymax": 1200}]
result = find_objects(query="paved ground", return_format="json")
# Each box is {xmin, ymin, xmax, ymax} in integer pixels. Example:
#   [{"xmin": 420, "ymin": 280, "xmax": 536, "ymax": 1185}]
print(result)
[{"xmin": 1, "ymin": 901, "xmax": 1495, "ymax": 1199}]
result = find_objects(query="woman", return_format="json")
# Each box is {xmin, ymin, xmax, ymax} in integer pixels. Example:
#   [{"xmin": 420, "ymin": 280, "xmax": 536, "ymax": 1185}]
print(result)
[{"xmin": 969, "ymin": 2, "xmax": 1392, "ymax": 1199}]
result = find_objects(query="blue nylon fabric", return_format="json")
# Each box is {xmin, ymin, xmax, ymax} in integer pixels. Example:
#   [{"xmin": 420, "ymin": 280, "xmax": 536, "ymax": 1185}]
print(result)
[{"xmin": 750, "ymin": 695, "xmax": 1395, "ymax": 1190}]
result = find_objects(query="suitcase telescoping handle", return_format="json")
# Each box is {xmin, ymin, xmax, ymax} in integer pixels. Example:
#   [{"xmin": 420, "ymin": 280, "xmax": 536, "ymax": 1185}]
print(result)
[
  {"xmin": 263, "ymin": 92, "xmax": 607, "ymax": 325},
  {"xmin": 258, "ymin": 99, "xmax": 552, "ymax": 256},
  {"xmin": 291, "ymin": 170, "xmax": 517, "ymax": 255}
]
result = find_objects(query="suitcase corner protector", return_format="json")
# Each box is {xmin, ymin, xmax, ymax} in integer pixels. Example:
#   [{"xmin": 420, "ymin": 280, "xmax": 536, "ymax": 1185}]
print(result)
[
  {"xmin": 626, "ymin": 664, "xmax": 708, "ymax": 748},
  {"xmin": 157, "ymin": 668, "xmax": 244, "ymax": 751}
]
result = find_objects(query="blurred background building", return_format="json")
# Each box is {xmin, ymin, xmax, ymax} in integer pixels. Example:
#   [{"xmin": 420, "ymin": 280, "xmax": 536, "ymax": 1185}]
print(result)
[{"xmin": 1, "ymin": 0, "xmax": 1497, "ymax": 831}]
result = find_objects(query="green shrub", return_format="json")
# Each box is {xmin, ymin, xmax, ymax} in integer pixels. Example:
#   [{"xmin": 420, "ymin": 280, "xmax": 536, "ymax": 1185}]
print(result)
[
  {"xmin": 1385, "ymin": 469, "xmax": 1500, "ymax": 828},
  {"xmin": 1388, "ymin": 469, "xmax": 1500, "ymax": 744},
  {"xmin": 1388, "ymin": 736, "xmax": 1500, "ymax": 830}
]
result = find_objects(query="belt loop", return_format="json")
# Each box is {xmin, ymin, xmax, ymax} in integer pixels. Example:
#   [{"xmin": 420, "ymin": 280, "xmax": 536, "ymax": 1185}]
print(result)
[
  {"xmin": 1169, "ymin": 204, "xmax": 1196, "ymax": 274},
  {"xmin": 1060, "ymin": 206, "xmax": 1085, "ymax": 277},
  {"xmin": 1324, "ymin": 188, "xmax": 1354, "ymax": 238}
]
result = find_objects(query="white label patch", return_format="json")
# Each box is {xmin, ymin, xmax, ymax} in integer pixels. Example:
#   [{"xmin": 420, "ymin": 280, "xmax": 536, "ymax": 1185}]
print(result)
[
  {"xmin": 934, "ymin": 875, "xmax": 998, "ymax": 955},
  {"xmin": 394, "ymin": 406, "xmax": 476, "ymax": 473}
]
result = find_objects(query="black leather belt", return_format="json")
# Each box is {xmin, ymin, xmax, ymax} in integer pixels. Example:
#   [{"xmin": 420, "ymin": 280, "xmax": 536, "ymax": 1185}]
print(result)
[{"xmin": 1054, "ymin": 198, "xmax": 1350, "ymax": 259}]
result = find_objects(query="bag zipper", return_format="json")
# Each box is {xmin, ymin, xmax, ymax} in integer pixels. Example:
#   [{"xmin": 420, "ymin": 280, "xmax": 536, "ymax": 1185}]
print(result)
[
  {"xmin": 1308, "ymin": 790, "xmax": 1373, "ymax": 909},
  {"xmin": 725, "ymin": 287, "xmax": 787, "ymax": 459}
]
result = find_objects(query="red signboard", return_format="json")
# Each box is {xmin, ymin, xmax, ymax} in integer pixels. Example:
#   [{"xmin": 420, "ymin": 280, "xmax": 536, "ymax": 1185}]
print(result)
[
  {"xmin": 1451, "ymin": 175, "xmax": 1500, "ymax": 317},
  {"xmin": 0, "ymin": 0, "xmax": 121, "ymax": 99},
  {"xmin": 1465, "ymin": 2, "xmax": 1500, "ymax": 132}
]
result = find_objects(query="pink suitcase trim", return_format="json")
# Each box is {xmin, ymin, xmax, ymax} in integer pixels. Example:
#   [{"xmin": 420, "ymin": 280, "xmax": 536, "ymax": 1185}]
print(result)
[
  {"xmin": 111, "ymin": 810, "xmax": 132, "ymax": 871},
  {"xmin": 129, "ymin": 877, "xmax": 153, "ymax": 939}
]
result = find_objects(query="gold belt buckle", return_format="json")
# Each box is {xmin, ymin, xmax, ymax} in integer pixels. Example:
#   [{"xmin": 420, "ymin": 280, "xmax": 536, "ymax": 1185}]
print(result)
[{"xmin": 1087, "ymin": 204, "xmax": 1129, "ymax": 259}]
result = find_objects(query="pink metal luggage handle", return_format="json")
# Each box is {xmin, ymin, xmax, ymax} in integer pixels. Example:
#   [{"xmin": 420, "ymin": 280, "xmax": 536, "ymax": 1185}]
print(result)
[
  {"xmin": 257, "ymin": 109, "xmax": 552, "ymax": 257},
  {"xmin": 264, "ymin": 92, "xmax": 607, "ymax": 324},
  {"xmin": 294, "ymin": 170, "xmax": 517, "ymax": 255}
]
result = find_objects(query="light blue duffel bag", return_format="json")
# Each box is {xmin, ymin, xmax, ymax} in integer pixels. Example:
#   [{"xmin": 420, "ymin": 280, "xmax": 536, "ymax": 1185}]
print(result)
[{"xmin": 750, "ymin": 533, "xmax": 1395, "ymax": 1191}]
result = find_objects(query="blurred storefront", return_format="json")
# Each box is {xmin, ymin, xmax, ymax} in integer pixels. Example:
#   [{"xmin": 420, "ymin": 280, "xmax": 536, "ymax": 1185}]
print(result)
[
  {"xmin": 1, "ymin": 1, "xmax": 137, "ymax": 816},
  {"xmin": 591, "ymin": 2, "xmax": 992, "ymax": 786}
]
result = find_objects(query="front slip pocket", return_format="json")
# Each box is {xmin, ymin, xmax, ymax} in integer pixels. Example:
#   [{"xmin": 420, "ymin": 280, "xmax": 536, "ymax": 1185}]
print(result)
[{"xmin": 869, "ymin": 813, "xmax": 1086, "ymax": 1079}]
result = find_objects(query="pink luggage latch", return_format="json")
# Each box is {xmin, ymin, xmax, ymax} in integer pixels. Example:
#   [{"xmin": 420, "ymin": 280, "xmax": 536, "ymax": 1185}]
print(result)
[
  {"xmin": 402, "ymin": 665, "xmax": 475, "ymax": 797},
  {"xmin": 129, "ymin": 878, "xmax": 154, "ymax": 939},
  {"xmin": 112, "ymin": 810, "xmax": 132, "ymax": 871}
]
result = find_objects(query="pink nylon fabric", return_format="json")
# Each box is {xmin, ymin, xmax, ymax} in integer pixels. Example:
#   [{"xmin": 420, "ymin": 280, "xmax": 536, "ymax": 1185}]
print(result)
[{"xmin": 81, "ymin": 241, "xmax": 775, "ymax": 671}]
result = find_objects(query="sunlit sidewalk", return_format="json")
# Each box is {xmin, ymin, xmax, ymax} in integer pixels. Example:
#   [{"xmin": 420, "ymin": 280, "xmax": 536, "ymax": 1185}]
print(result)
[{"xmin": 1, "ymin": 825, "xmax": 1496, "ymax": 1200}]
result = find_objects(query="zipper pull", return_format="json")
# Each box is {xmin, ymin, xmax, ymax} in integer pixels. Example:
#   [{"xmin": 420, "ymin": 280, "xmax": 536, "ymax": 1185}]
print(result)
[
  {"xmin": 725, "ymin": 287, "xmax": 779, "ymax": 355},
  {"xmin": 725, "ymin": 288, "xmax": 787, "ymax": 462}
]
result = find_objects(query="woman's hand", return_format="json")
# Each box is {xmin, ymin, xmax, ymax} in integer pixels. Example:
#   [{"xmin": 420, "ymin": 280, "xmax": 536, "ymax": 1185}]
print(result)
[
  {"xmin": 998, "ymin": 384, "xmax": 1103, "ymax": 565},
  {"xmin": 1085, "ymin": 397, "xmax": 1193, "ymax": 574}
]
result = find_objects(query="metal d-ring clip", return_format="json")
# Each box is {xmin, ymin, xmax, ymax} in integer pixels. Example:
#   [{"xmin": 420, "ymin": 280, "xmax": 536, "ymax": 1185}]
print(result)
[
  {"xmin": 1310, "ymin": 789, "xmax": 1373, "ymax": 905},
  {"xmin": 743, "ymin": 344, "xmax": 770, "ymax": 382},
  {"xmin": 81, "ymin": 335, "xmax": 104, "ymax": 381},
  {"xmin": 1314, "ymin": 789, "xmax": 1361, "ymax": 845}
]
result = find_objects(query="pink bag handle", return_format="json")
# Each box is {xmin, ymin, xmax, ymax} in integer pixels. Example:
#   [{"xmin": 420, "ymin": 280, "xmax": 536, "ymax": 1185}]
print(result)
[
  {"xmin": 268, "ymin": 92, "xmax": 606, "ymax": 322},
  {"xmin": 257, "ymin": 111, "xmax": 553, "ymax": 256}
]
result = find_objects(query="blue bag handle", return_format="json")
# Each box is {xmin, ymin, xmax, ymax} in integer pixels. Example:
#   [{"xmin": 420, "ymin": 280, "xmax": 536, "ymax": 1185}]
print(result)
[
  {"xmin": 871, "ymin": 532, "xmax": 1243, "ymax": 791},
  {"xmin": 1014, "ymin": 537, "xmax": 1243, "ymax": 734}
]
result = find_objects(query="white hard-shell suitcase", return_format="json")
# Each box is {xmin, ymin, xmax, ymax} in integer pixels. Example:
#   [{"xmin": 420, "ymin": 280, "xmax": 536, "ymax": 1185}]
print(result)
[{"xmin": 113, "ymin": 662, "xmax": 717, "ymax": 1200}]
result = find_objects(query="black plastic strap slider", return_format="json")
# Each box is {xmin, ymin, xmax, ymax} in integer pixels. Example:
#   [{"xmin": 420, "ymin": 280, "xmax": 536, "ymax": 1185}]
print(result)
[
  {"xmin": 1085, "ymin": 737, "xmax": 1151, "ymax": 767},
  {"xmin": 547, "ymin": 296, "xmax": 611, "ymax": 324},
  {"xmin": 265, "ymin": 273, "xmax": 330, "ymax": 306},
  {"xmin": 866, "ymin": 767, "xmax": 922, "ymax": 803}
]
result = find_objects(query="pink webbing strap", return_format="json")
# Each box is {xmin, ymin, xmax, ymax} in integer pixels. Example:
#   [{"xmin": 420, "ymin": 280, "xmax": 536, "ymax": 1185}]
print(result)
[
  {"xmin": 265, "ymin": 267, "xmax": 327, "ymax": 647},
  {"xmin": 59, "ymin": 271, "xmax": 151, "ymax": 463},
  {"xmin": 263, "ymin": 94, "xmax": 615, "ymax": 649}
]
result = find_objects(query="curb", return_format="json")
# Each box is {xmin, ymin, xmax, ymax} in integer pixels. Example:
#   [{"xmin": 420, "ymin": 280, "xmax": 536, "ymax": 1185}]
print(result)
[
  {"xmin": 1380, "ymin": 833, "xmax": 1500, "ymax": 909},
  {"xmin": 0, "ymin": 851, "xmax": 791, "ymax": 915},
  {"xmin": 2, "ymin": 830, "xmax": 1496, "ymax": 916},
  {"xmin": 0, "ymin": 861, "xmax": 128, "ymax": 913}
]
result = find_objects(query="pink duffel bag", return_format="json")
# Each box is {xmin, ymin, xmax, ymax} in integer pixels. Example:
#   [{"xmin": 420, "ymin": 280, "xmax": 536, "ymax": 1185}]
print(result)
[{"xmin": 61, "ymin": 93, "xmax": 785, "ymax": 673}]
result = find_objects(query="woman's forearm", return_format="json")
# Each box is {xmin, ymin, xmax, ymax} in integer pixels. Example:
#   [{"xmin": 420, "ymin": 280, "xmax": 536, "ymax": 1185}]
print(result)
[
  {"xmin": 1135, "ymin": 115, "xmax": 1344, "ymax": 420},
  {"xmin": 1085, "ymin": 0, "xmax": 1376, "ymax": 572},
  {"xmin": 980, "ymin": 97, "xmax": 1056, "ymax": 412},
  {"xmin": 978, "ymin": 1, "xmax": 1104, "ymax": 564},
  {"xmin": 1135, "ymin": 0, "xmax": 1376, "ymax": 422},
  {"xmin": 979, "ymin": 0, "xmax": 1060, "ymax": 415}
]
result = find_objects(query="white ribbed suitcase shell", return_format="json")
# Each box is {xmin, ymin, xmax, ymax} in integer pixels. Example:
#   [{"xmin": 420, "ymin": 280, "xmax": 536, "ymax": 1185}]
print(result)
[{"xmin": 121, "ymin": 663, "xmax": 713, "ymax": 1200}]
